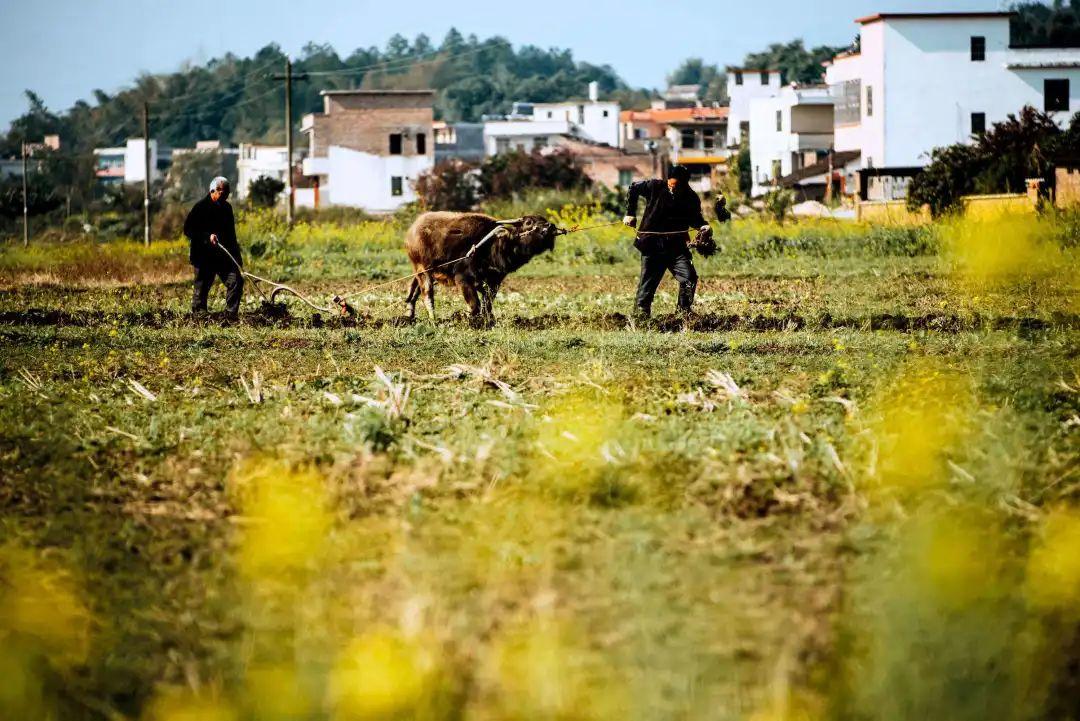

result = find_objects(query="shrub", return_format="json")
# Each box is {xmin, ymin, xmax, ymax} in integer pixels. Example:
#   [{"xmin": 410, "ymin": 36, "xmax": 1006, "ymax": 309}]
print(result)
[
  {"xmin": 247, "ymin": 175, "xmax": 285, "ymax": 208},
  {"xmin": 477, "ymin": 149, "xmax": 592, "ymax": 200},
  {"xmin": 413, "ymin": 160, "xmax": 479, "ymax": 211}
]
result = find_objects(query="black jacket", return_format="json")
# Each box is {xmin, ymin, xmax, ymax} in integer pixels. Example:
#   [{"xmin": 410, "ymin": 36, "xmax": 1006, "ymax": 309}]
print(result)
[
  {"xmin": 625, "ymin": 179, "xmax": 707, "ymax": 254},
  {"xmin": 183, "ymin": 195, "xmax": 240, "ymax": 268}
]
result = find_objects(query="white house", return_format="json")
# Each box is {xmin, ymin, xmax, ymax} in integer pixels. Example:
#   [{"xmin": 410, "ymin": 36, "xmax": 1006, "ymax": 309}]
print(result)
[
  {"xmin": 825, "ymin": 11, "xmax": 1080, "ymax": 199},
  {"xmin": 483, "ymin": 82, "xmax": 621, "ymax": 155},
  {"xmin": 725, "ymin": 68, "xmax": 782, "ymax": 148},
  {"xmin": 300, "ymin": 89, "xmax": 434, "ymax": 213},
  {"xmin": 236, "ymin": 144, "xmax": 289, "ymax": 201},
  {"xmin": 93, "ymin": 139, "xmax": 166, "ymax": 185},
  {"xmin": 748, "ymin": 84, "xmax": 835, "ymax": 196}
]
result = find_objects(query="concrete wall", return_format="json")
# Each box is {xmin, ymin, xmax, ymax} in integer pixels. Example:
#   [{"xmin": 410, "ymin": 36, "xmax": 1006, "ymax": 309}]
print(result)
[
  {"xmin": 532, "ymin": 102, "xmax": 620, "ymax": 147},
  {"xmin": 960, "ymin": 192, "xmax": 1035, "ymax": 219},
  {"xmin": 324, "ymin": 145, "xmax": 431, "ymax": 213},
  {"xmin": 482, "ymin": 119, "xmax": 574, "ymax": 155},
  {"xmin": 725, "ymin": 70, "xmax": 782, "ymax": 147},
  {"xmin": 832, "ymin": 16, "xmax": 1080, "ymax": 172},
  {"xmin": 236, "ymin": 144, "xmax": 288, "ymax": 200},
  {"xmin": 1056, "ymin": 166, "xmax": 1080, "ymax": 208}
]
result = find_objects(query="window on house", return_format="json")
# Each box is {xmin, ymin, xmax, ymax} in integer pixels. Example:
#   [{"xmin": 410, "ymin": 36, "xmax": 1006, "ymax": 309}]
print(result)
[
  {"xmin": 618, "ymin": 169, "xmax": 633, "ymax": 187},
  {"xmin": 971, "ymin": 36, "xmax": 986, "ymax": 62},
  {"xmin": 603, "ymin": 109, "xmax": 609, "ymax": 117},
  {"xmin": 761, "ymin": 71, "xmax": 770, "ymax": 85},
  {"xmin": 971, "ymin": 112, "xmax": 986, "ymax": 135},
  {"xmin": 389, "ymin": 134, "xmax": 403, "ymax": 155},
  {"xmin": 416, "ymin": 133, "xmax": 426, "ymax": 155},
  {"xmin": 547, "ymin": 111, "xmax": 553, "ymax": 119},
  {"xmin": 534, "ymin": 136, "xmax": 548, "ymax": 149},
  {"xmin": 866, "ymin": 85, "xmax": 873, "ymax": 117},
  {"xmin": 740, "ymin": 121, "xmax": 749, "ymax": 141},
  {"xmin": 771, "ymin": 159, "xmax": 781, "ymax": 179},
  {"xmin": 1046, "ymin": 79, "xmax": 1070, "ymax": 112},
  {"xmin": 776, "ymin": 110, "xmax": 782, "ymax": 132},
  {"xmin": 391, "ymin": 176, "xmax": 403, "ymax": 196},
  {"xmin": 681, "ymin": 129, "xmax": 696, "ymax": 149},
  {"xmin": 703, "ymin": 129, "xmax": 715, "ymax": 149},
  {"xmin": 495, "ymin": 138, "xmax": 509, "ymax": 153},
  {"xmin": 735, "ymin": 71, "xmax": 743, "ymax": 86},
  {"xmin": 578, "ymin": 105, "xmax": 585, "ymax": 124}
]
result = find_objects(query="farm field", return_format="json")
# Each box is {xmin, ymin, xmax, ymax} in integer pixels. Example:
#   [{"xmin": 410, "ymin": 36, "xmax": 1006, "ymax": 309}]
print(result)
[{"xmin": 2, "ymin": 210, "xmax": 1079, "ymax": 721}]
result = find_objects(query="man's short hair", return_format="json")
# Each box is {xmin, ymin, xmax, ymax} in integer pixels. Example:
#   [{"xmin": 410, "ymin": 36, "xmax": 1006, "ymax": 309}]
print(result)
[
  {"xmin": 668, "ymin": 165, "xmax": 691, "ymax": 182},
  {"xmin": 209, "ymin": 176, "xmax": 230, "ymax": 193}
]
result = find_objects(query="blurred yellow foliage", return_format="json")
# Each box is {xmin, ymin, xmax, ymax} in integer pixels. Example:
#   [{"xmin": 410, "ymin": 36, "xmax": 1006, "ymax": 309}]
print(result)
[
  {"xmin": 328, "ymin": 630, "xmax": 448, "ymax": 721},
  {"xmin": 480, "ymin": 619, "xmax": 625, "ymax": 721},
  {"xmin": 940, "ymin": 215, "xmax": 1079, "ymax": 312},
  {"xmin": 230, "ymin": 459, "xmax": 331, "ymax": 578},
  {"xmin": 143, "ymin": 689, "xmax": 238, "ymax": 721},
  {"xmin": 1026, "ymin": 506, "xmax": 1080, "ymax": 613},
  {"xmin": 910, "ymin": 510, "xmax": 1010, "ymax": 608},
  {"xmin": 243, "ymin": 664, "xmax": 314, "ymax": 720},
  {"xmin": 861, "ymin": 363, "xmax": 974, "ymax": 495},
  {"xmin": 0, "ymin": 545, "xmax": 93, "ymax": 667},
  {"xmin": 535, "ymin": 392, "xmax": 623, "ymax": 492}
]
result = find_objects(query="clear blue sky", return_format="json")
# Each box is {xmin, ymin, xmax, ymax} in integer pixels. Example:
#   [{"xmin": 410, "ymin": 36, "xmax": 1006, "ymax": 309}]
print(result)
[{"xmin": 0, "ymin": 0, "xmax": 1008, "ymax": 131}]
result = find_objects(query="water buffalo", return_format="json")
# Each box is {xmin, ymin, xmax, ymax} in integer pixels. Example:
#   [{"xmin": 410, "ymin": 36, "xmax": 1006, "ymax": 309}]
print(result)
[{"xmin": 404, "ymin": 212, "xmax": 559, "ymax": 327}]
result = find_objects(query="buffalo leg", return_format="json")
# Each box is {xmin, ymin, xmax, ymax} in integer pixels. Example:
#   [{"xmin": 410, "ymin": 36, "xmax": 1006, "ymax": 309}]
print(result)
[
  {"xmin": 422, "ymin": 273, "xmax": 436, "ymax": 322},
  {"xmin": 458, "ymin": 276, "xmax": 485, "ymax": 327},
  {"xmin": 479, "ymin": 281, "xmax": 496, "ymax": 327},
  {"xmin": 404, "ymin": 276, "xmax": 421, "ymax": 320}
]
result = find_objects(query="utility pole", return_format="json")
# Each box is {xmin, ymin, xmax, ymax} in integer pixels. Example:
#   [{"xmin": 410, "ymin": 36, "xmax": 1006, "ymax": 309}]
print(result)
[
  {"xmin": 21, "ymin": 142, "xmax": 28, "ymax": 247},
  {"xmin": 273, "ymin": 57, "xmax": 309, "ymax": 225},
  {"xmin": 285, "ymin": 57, "xmax": 294, "ymax": 225},
  {"xmin": 142, "ymin": 102, "xmax": 151, "ymax": 246}
]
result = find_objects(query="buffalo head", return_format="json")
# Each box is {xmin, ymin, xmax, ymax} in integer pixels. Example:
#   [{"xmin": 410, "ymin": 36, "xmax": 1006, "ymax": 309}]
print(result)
[{"xmin": 498, "ymin": 215, "xmax": 559, "ymax": 256}]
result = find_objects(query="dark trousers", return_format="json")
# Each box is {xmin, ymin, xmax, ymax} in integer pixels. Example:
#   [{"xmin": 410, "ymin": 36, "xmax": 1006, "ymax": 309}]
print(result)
[
  {"xmin": 635, "ymin": 248, "xmax": 698, "ymax": 316},
  {"xmin": 192, "ymin": 264, "xmax": 244, "ymax": 316}
]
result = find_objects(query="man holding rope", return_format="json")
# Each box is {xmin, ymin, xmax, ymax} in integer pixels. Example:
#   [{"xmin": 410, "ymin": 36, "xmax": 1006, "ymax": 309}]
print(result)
[
  {"xmin": 623, "ymin": 164, "xmax": 711, "ymax": 319},
  {"xmin": 184, "ymin": 176, "xmax": 244, "ymax": 320}
]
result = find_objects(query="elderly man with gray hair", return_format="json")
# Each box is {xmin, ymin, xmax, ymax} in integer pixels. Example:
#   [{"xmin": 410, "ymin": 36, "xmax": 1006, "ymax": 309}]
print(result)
[{"xmin": 183, "ymin": 176, "xmax": 244, "ymax": 320}]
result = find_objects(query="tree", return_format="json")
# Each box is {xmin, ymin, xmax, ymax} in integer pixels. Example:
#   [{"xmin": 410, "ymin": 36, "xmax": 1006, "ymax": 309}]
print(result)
[
  {"xmin": 248, "ymin": 175, "xmax": 285, "ymax": 208},
  {"xmin": 666, "ymin": 58, "xmax": 727, "ymax": 104},
  {"xmin": 413, "ymin": 160, "xmax": 478, "ymax": 211},
  {"xmin": 742, "ymin": 39, "xmax": 847, "ymax": 85},
  {"xmin": 164, "ymin": 150, "xmax": 235, "ymax": 205},
  {"xmin": 907, "ymin": 106, "xmax": 1073, "ymax": 216}
]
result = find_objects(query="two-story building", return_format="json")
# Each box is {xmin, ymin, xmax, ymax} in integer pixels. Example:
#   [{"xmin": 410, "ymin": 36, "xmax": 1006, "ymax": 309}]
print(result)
[
  {"xmin": 93, "ymin": 139, "xmax": 169, "ymax": 185},
  {"xmin": 748, "ymin": 84, "xmax": 835, "ymax": 196},
  {"xmin": 236, "ymin": 144, "xmax": 290, "ymax": 201},
  {"xmin": 666, "ymin": 107, "xmax": 730, "ymax": 193},
  {"xmin": 725, "ymin": 68, "xmax": 783, "ymax": 148},
  {"xmin": 300, "ymin": 89, "xmax": 434, "ymax": 212},
  {"xmin": 825, "ymin": 11, "xmax": 1080, "ymax": 199},
  {"xmin": 483, "ymin": 82, "xmax": 621, "ymax": 155}
]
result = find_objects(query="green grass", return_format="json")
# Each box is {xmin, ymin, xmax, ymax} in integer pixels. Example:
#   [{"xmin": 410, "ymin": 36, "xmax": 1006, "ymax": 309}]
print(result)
[{"xmin": 1, "ymin": 211, "xmax": 1078, "ymax": 721}]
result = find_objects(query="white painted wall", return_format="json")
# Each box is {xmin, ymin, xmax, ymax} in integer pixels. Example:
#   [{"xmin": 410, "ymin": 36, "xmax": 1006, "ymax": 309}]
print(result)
[
  {"xmin": 531, "ymin": 101, "xmax": 621, "ymax": 146},
  {"xmin": 123, "ymin": 139, "xmax": 161, "ymax": 183},
  {"xmin": 725, "ymin": 69, "xmax": 782, "ymax": 147},
  {"xmin": 882, "ymin": 17, "xmax": 1080, "ymax": 167},
  {"xmin": 825, "ymin": 53, "xmax": 866, "ymax": 159},
  {"xmin": 236, "ymin": 144, "xmax": 288, "ymax": 200},
  {"xmin": 322, "ymin": 145, "xmax": 431, "ymax": 213},
  {"xmin": 748, "ymin": 86, "xmax": 835, "ymax": 196},
  {"xmin": 482, "ymin": 119, "xmax": 575, "ymax": 155},
  {"xmin": 827, "ymin": 15, "xmax": 1080, "ymax": 175}
]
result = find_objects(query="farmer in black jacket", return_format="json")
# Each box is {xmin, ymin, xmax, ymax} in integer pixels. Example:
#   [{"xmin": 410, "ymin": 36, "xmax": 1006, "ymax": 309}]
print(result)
[
  {"xmin": 183, "ymin": 176, "xmax": 244, "ymax": 319},
  {"xmin": 623, "ymin": 165, "xmax": 710, "ymax": 318}
]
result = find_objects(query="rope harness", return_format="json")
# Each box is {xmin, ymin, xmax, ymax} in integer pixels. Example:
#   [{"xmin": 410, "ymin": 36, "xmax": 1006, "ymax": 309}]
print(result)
[{"xmin": 212, "ymin": 219, "xmax": 712, "ymax": 318}]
